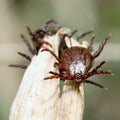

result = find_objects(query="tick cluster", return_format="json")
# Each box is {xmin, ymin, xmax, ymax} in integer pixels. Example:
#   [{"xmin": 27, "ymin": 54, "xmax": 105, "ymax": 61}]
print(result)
[{"xmin": 10, "ymin": 19, "xmax": 111, "ymax": 88}]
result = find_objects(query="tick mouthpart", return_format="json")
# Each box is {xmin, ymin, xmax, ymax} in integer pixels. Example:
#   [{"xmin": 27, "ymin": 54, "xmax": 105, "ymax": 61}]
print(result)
[{"xmin": 74, "ymin": 73, "xmax": 82, "ymax": 82}]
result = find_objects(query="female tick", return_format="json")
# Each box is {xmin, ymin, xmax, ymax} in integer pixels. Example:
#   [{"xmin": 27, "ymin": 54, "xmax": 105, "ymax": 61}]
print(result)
[{"xmin": 42, "ymin": 35, "xmax": 111, "ymax": 88}]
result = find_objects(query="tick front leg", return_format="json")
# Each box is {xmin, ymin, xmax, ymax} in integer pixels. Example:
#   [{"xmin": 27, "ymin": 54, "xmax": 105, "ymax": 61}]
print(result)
[
  {"xmin": 44, "ymin": 75, "xmax": 61, "ymax": 80},
  {"xmin": 44, "ymin": 71, "xmax": 71, "ymax": 80},
  {"xmin": 44, "ymin": 72, "xmax": 64, "ymax": 80},
  {"xmin": 92, "ymin": 34, "xmax": 111, "ymax": 59},
  {"xmin": 41, "ymin": 49, "xmax": 61, "ymax": 63},
  {"xmin": 44, "ymin": 71, "xmax": 60, "ymax": 80}
]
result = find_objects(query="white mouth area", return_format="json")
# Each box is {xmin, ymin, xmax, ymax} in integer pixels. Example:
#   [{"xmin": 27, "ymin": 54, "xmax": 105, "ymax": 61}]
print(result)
[{"xmin": 69, "ymin": 61, "xmax": 85, "ymax": 75}]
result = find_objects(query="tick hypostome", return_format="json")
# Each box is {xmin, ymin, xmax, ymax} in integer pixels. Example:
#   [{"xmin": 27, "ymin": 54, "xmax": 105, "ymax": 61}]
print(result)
[{"xmin": 42, "ymin": 35, "xmax": 111, "ymax": 89}]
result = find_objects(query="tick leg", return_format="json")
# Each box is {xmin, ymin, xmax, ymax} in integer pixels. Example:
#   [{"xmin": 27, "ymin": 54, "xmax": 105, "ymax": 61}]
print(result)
[
  {"xmin": 93, "ymin": 34, "xmax": 111, "ymax": 59},
  {"xmin": 85, "ymin": 80, "xmax": 106, "ymax": 89},
  {"xmin": 27, "ymin": 26, "xmax": 46, "ymax": 40},
  {"xmin": 91, "ymin": 61, "xmax": 106, "ymax": 72},
  {"xmin": 44, "ymin": 74, "xmax": 70, "ymax": 80},
  {"xmin": 82, "ymin": 61, "xmax": 111, "ymax": 79},
  {"xmin": 44, "ymin": 71, "xmax": 71, "ymax": 80},
  {"xmin": 9, "ymin": 64, "xmax": 27, "ymax": 69},
  {"xmin": 20, "ymin": 34, "xmax": 35, "ymax": 55},
  {"xmin": 42, "ymin": 49, "xmax": 72, "ymax": 78},
  {"xmin": 54, "ymin": 62, "xmax": 60, "ymax": 68},
  {"xmin": 44, "ymin": 73, "xmax": 65, "ymax": 80},
  {"xmin": 26, "ymin": 26, "xmax": 32, "ymax": 33},
  {"xmin": 69, "ymin": 30, "xmax": 78, "ymax": 38},
  {"xmin": 27, "ymin": 26, "xmax": 51, "ymax": 46},
  {"xmin": 26, "ymin": 26, "xmax": 34, "ymax": 37},
  {"xmin": 77, "ymin": 30, "xmax": 93, "ymax": 40},
  {"xmin": 17, "ymin": 52, "xmax": 31, "ymax": 61},
  {"xmin": 27, "ymin": 26, "xmax": 52, "ymax": 49},
  {"xmin": 88, "ymin": 35, "xmax": 95, "ymax": 53},
  {"xmin": 82, "ymin": 61, "xmax": 109, "ymax": 79},
  {"xmin": 41, "ymin": 49, "xmax": 61, "ymax": 63},
  {"xmin": 36, "ymin": 41, "xmax": 52, "ymax": 48},
  {"xmin": 86, "ymin": 70, "xmax": 111, "ymax": 79},
  {"xmin": 44, "ymin": 75, "xmax": 60, "ymax": 80},
  {"xmin": 49, "ymin": 71, "xmax": 60, "ymax": 76}
]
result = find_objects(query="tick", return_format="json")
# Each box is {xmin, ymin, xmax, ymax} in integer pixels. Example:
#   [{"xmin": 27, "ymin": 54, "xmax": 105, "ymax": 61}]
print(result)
[
  {"xmin": 42, "ymin": 35, "xmax": 111, "ymax": 88},
  {"xmin": 9, "ymin": 19, "xmax": 59, "ymax": 69},
  {"xmin": 26, "ymin": 19, "xmax": 60, "ymax": 54}
]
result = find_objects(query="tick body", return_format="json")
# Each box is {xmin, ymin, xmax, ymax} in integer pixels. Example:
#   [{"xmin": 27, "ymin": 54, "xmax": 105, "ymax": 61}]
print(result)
[
  {"xmin": 61, "ymin": 47, "xmax": 92, "ymax": 81},
  {"xmin": 42, "ymin": 35, "xmax": 111, "ymax": 88}
]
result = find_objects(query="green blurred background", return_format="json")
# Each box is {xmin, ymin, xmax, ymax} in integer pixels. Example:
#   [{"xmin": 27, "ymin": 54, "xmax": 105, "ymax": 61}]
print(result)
[{"xmin": 0, "ymin": 0, "xmax": 120, "ymax": 120}]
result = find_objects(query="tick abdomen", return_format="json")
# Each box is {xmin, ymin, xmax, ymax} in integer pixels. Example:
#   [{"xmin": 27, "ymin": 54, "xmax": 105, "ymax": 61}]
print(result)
[{"xmin": 61, "ymin": 47, "xmax": 92, "ymax": 72}]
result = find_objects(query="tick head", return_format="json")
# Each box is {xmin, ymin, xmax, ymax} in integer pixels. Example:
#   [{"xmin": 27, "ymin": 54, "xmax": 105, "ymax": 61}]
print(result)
[{"xmin": 74, "ymin": 73, "xmax": 82, "ymax": 82}]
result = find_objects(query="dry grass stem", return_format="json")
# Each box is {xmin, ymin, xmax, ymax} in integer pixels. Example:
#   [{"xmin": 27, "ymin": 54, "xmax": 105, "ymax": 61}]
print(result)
[{"xmin": 9, "ymin": 28, "xmax": 85, "ymax": 120}]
